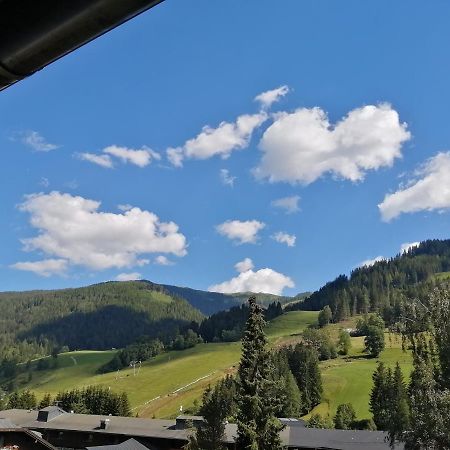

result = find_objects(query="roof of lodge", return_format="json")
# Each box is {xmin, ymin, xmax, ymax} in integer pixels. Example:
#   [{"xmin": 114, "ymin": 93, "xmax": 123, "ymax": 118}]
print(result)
[
  {"xmin": 0, "ymin": 409, "xmax": 404, "ymax": 450},
  {"xmin": 288, "ymin": 426, "xmax": 403, "ymax": 450},
  {"xmin": 0, "ymin": 409, "xmax": 188, "ymax": 441},
  {"xmin": 87, "ymin": 438, "xmax": 154, "ymax": 450}
]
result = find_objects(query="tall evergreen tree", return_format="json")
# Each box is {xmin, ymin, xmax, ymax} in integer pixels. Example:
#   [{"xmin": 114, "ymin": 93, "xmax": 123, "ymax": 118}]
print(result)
[
  {"xmin": 387, "ymin": 363, "xmax": 410, "ymax": 446},
  {"xmin": 194, "ymin": 385, "xmax": 227, "ymax": 450},
  {"xmin": 236, "ymin": 296, "xmax": 284, "ymax": 450},
  {"xmin": 370, "ymin": 362, "xmax": 391, "ymax": 430},
  {"xmin": 288, "ymin": 344, "xmax": 322, "ymax": 413}
]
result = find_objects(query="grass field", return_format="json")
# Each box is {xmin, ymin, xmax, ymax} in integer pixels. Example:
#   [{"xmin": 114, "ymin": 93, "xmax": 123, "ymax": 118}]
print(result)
[
  {"xmin": 8, "ymin": 310, "xmax": 412, "ymax": 421},
  {"xmin": 265, "ymin": 311, "xmax": 319, "ymax": 341},
  {"xmin": 309, "ymin": 333, "xmax": 412, "ymax": 420}
]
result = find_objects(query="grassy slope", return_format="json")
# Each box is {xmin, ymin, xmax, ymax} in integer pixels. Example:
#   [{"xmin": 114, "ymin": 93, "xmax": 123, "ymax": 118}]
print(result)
[
  {"xmin": 12, "ymin": 311, "xmax": 412, "ymax": 421},
  {"xmin": 309, "ymin": 332, "xmax": 412, "ymax": 420},
  {"xmin": 14, "ymin": 311, "xmax": 318, "ymax": 418}
]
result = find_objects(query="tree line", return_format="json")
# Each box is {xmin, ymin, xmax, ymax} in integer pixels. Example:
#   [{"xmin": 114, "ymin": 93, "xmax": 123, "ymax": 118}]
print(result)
[
  {"xmin": 5, "ymin": 385, "xmax": 131, "ymax": 417},
  {"xmin": 288, "ymin": 239, "xmax": 450, "ymax": 325}
]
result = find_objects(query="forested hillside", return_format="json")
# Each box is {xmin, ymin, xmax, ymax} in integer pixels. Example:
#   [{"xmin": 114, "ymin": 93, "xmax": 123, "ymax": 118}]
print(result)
[
  {"xmin": 288, "ymin": 239, "xmax": 450, "ymax": 324},
  {"xmin": 160, "ymin": 284, "xmax": 300, "ymax": 315},
  {"xmin": 0, "ymin": 281, "xmax": 203, "ymax": 367}
]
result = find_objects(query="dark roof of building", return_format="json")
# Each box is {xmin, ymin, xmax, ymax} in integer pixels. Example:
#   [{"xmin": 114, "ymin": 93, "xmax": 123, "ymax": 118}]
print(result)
[
  {"xmin": 0, "ymin": 409, "xmax": 188, "ymax": 441},
  {"xmin": 87, "ymin": 438, "xmax": 155, "ymax": 450},
  {"xmin": 0, "ymin": 410, "xmax": 404, "ymax": 450},
  {"xmin": 39, "ymin": 405, "xmax": 66, "ymax": 413},
  {"xmin": 288, "ymin": 426, "xmax": 404, "ymax": 450},
  {"xmin": 176, "ymin": 414, "xmax": 203, "ymax": 421},
  {"xmin": 0, "ymin": 418, "xmax": 16, "ymax": 429}
]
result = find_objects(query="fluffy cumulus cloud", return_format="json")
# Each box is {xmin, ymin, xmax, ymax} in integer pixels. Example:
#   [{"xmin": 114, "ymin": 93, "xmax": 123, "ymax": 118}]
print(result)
[
  {"xmin": 220, "ymin": 169, "xmax": 236, "ymax": 187},
  {"xmin": 272, "ymin": 232, "xmax": 296, "ymax": 247},
  {"xmin": 79, "ymin": 146, "xmax": 160, "ymax": 168},
  {"xmin": 116, "ymin": 272, "xmax": 142, "ymax": 281},
  {"xmin": 208, "ymin": 260, "xmax": 294, "ymax": 295},
  {"xmin": 255, "ymin": 104, "xmax": 410, "ymax": 184},
  {"xmin": 216, "ymin": 220, "xmax": 265, "ymax": 244},
  {"xmin": 13, "ymin": 192, "xmax": 187, "ymax": 275},
  {"xmin": 254, "ymin": 85, "xmax": 289, "ymax": 109},
  {"xmin": 103, "ymin": 145, "xmax": 160, "ymax": 167},
  {"xmin": 117, "ymin": 204, "xmax": 134, "ymax": 212},
  {"xmin": 271, "ymin": 195, "xmax": 301, "ymax": 214},
  {"xmin": 358, "ymin": 256, "xmax": 386, "ymax": 268},
  {"xmin": 378, "ymin": 152, "xmax": 450, "ymax": 221},
  {"xmin": 167, "ymin": 112, "xmax": 267, "ymax": 167},
  {"xmin": 78, "ymin": 153, "xmax": 113, "ymax": 168},
  {"xmin": 10, "ymin": 258, "xmax": 68, "ymax": 277},
  {"xmin": 400, "ymin": 242, "xmax": 420, "ymax": 253},
  {"xmin": 154, "ymin": 255, "xmax": 174, "ymax": 266},
  {"xmin": 21, "ymin": 131, "xmax": 59, "ymax": 152},
  {"xmin": 235, "ymin": 257, "xmax": 254, "ymax": 273}
]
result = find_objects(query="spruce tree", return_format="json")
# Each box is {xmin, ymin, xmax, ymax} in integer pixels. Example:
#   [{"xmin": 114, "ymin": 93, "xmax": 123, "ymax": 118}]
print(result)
[
  {"xmin": 387, "ymin": 363, "xmax": 410, "ymax": 446},
  {"xmin": 370, "ymin": 362, "xmax": 391, "ymax": 430},
  {"xmin": 195, "ymin": 385, "xmax": 227, "ymax": 450},
  {"xmin": 236, "ymin": 296, "xmax": 284, "ymax": 450},
  {"xmin": 38, "ymin": 393, "xmax": 52, "ymax": 409}
]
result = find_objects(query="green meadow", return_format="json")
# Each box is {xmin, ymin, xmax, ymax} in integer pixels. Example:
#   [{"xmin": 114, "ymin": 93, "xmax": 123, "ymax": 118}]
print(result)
[
  {"xmin": 9, "ymin": 311, "xmax": 412, "ymax": 420},
  {"xmin": 310, "ymin": 333, "xmax": 412, "ymax": 420}
]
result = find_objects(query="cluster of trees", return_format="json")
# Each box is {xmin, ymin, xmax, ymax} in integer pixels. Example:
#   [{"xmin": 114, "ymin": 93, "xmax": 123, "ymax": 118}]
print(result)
[
  {"xmin": 302, "ymin": 328, "xmax": 338, "ymax": 361},
  {"xmin": 55, "ymin": 386, "xmax": 131, "ymax": 416},
  {"xmin": 99, "ymin": 338, "xmax": 164, "ymax": 373},
  {"xmin": 370, "ymin": 362, "xmax": 410, "ymax": 440},
  {"xmin": 99, "ymin": 328, "xmax": 206, "ymax": 374},
  {"xmin": 356, "ymin": 314, "xmax": 386, "ymax": 357},
  {"xmin": 188, "ymin": 297, "xmax": 323, "ymax": 450},
  {"xmin": 366, "ymin": 284, "xmax": 450, "ymax": 448},
  {"xmin": 288, "ymin": 239, "xmax": 450, "ymax": 325},
  {"xmin": 5, "ymin": 386, "xmax": 131, "ymax": 416}
]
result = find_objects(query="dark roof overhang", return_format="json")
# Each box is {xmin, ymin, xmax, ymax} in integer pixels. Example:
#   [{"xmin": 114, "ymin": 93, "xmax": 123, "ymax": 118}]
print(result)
[{"xmin": 0, "ymin": 0, "xmax": 164, "ymax": 91}]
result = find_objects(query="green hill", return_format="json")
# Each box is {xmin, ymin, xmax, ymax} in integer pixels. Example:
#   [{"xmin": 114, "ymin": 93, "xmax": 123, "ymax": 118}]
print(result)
[
  {"xmin": 289, "ymin": 239, "xmax": 450, "ymax": 324},
  {"xmin": 160, "ymin": 283, "xmax": 304, "ymax": 315},
  {"xmin": 0, "ymin": 281, "xmax": 203, "ymax": 365}
]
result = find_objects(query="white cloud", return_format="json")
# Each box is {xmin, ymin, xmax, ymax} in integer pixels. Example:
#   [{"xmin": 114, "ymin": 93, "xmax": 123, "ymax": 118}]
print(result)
[
  {"xmin": 21, "ymin": 131, "xmax": 59, "ymax": 152},
  {"xmin": 220, "ymin": 169, "xmax": 236, "ymax": 187},
  {"xmin": 79, "ymin": 146, "xmax": 160, "ymax": 169},
  {"xmin": 167, "ymin": 113, "xmax": 267, "ymax": 166},
  {"xmin": 11, "ymin": 259, "xmax": 68, "ymax": 277},
  {"xmin": 271, "ymin": 195, "xmax": 300, "ymax": 214},
  {"xmin": 400, "ymin": 242, "xmax": 420, "ymax": 254},
  {"xmin": 117, "ymin": 204, "xmax": 134, "ymax": 212},
  {"xmin": 254, "ymin": 85, "xmax": 290, "ymax": 109},
  {"xmin": 208, "ymin": 263, "xmax": 294, "ymax": 295},
  {"xmin": 272, "ymin": 232, "xmax": 296, "ymax": 247},
  {"xmin": 216, "ymin": 220, "xmax": 265, "ymax": 244},
  {"xmin": 154, "ymin": 255, "xmax": 174, "ymax": 266},
  {"xmin": 103, "ymin": 145, "xmax": 160, "ymax": 168},
  {"xmin": 235, "ymin": 257, "xmax": 254, "ymax": 273},
  {"xmin": 358, "ymin": 256, "xmax": 386, "ymax": 268},
  {"xmin": 15, "ymin": 192, "xmax": 187, "ymax": 271},
  {"xmin": 167, "ymin": 147, "xmax": 184, "ymax": 167},
  {"xmin": 78, "ymin": 152, "xmax": 114, "ymax": 168},
  {"xmin": 378, "ymin": 152, "xmax": 450, "ymax": 221},
  {"xmin": 116, "ymin": 272, "xmax": 142, "ymax": 281},
  {"xmin": 255, "ymin": 104, "xmax": 410, "ymax": 184}
]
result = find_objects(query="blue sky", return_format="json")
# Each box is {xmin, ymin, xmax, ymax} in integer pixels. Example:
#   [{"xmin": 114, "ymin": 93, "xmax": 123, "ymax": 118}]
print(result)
[{"xmin": 1, "ymin": 0, "xmax": 450, "ymax": 295}]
